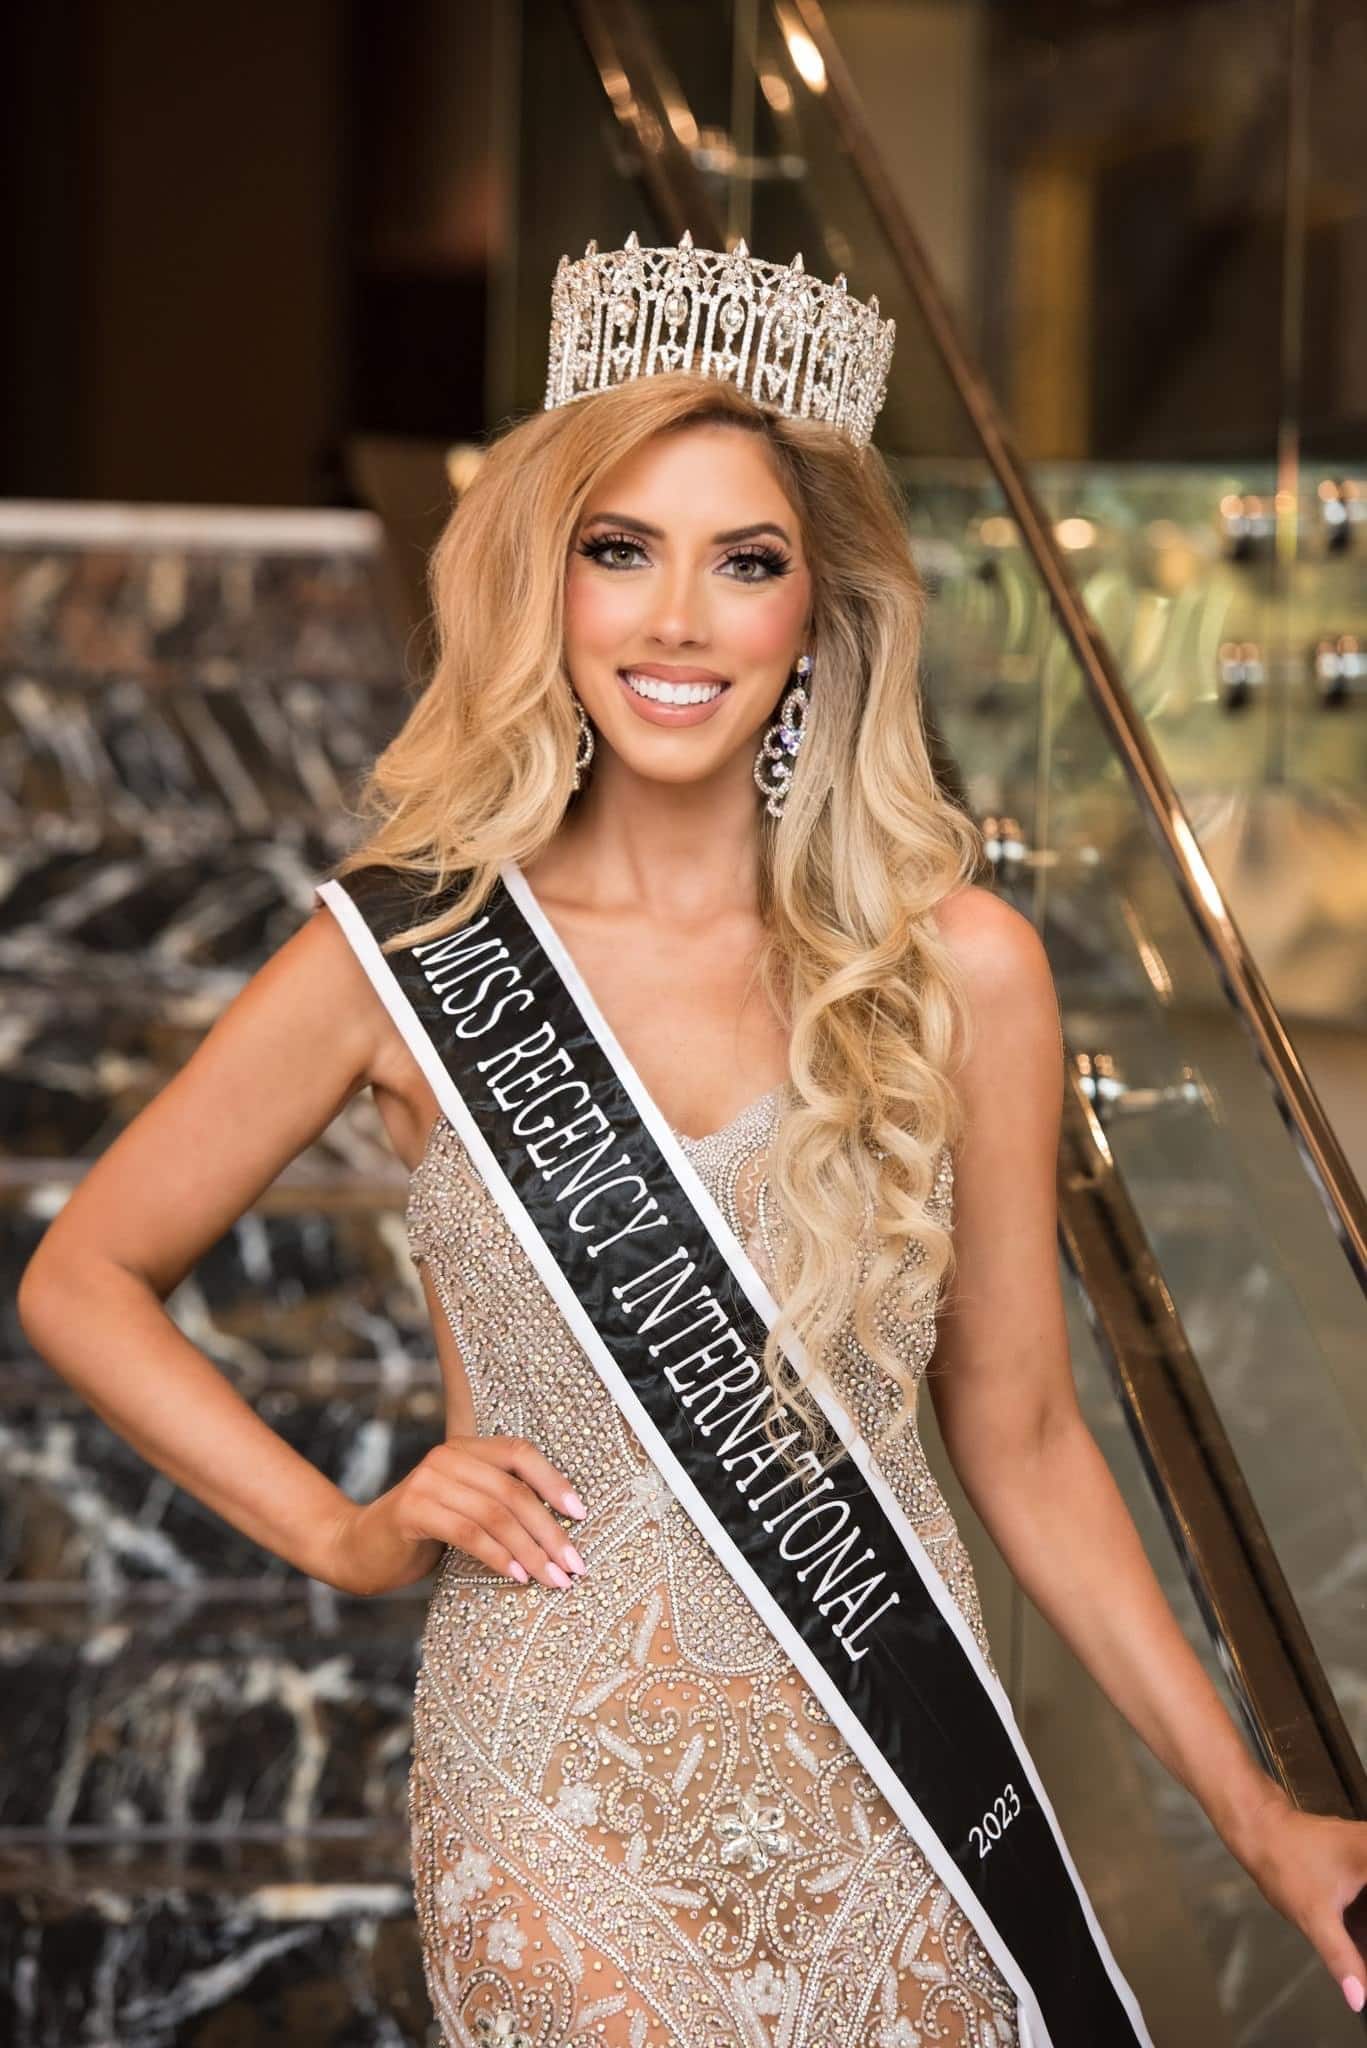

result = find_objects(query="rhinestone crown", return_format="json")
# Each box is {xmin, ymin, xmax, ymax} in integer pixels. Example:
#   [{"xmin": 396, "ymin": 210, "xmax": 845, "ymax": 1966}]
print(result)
[{"xmin": 544, "ymin": 231, "xmax": 896, "ymax": 448}]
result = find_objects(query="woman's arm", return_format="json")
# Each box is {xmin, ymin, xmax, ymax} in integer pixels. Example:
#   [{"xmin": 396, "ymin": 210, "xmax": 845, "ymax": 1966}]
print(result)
[
  {"xmin": 926, "ymin": 887, "xmax": 1367, "ymax": 2012},
  {"xmin": 17, "ymin": 905, "xmax": 392, "ymax": 1587}
]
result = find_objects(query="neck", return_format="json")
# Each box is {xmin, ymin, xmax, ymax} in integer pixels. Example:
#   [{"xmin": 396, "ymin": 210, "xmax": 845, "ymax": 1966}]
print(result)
[{"xmin": 527, "ymin": 750, "xmax": 765, "ymax": 923}]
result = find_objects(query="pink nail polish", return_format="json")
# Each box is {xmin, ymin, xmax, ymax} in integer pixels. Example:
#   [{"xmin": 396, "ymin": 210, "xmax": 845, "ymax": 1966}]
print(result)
[
  {"xmin": 564, "ymin": 1491, "xmax": 587, "ymax": 1520},
  {"xmin": 1343, "ymin": 1975, "xmax": 1365, "ymax": 2014},
  {"xmin": 545, "ymin": 1561, "xmax": 572, "ymax": 1589},
  {"xmin": 563, "ymin": 1544, "xmax": 587, "ymax": 1576},
  {"xmin": 507, "ymin": 1560, "xmax": 529, "ymax": 1584}
]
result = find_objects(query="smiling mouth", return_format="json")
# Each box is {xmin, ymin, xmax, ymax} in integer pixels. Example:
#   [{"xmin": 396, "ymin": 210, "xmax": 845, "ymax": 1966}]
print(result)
[{"xmin": 619, "ymin": 669, "xmax": 730, "ymax": 705}]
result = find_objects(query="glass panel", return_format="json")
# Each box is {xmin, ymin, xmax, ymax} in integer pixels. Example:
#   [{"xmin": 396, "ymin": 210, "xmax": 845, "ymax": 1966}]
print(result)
[
  {"xmin": 937, "ymin": 1276, "xmax": 1366, "ymax": 2042},
  {"xmin": 1054, "ymin": 1281, "xmax": 1360, "ymax": 2043},
  {"xmin": 888, "ymin": 455, "xmax": 1367, "ymax": 1193}
]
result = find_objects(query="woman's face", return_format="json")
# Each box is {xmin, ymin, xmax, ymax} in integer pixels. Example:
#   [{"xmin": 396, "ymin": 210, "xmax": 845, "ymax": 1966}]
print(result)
[{"xmin": 563, "ymin": 421, "xmax": 813, "ymax": 789}]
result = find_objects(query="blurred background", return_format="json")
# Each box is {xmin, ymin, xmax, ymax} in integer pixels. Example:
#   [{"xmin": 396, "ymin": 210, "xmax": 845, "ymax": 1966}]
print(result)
[{"xmin": 2, "ymin": 3, "xmax": 1365, "ymax": 2043}]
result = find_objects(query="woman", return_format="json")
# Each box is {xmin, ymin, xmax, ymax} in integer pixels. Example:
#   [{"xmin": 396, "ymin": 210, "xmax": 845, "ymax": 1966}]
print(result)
[{"xmin": 18, "ymin": 236, "xmax": 1367, "ymax": 2047}]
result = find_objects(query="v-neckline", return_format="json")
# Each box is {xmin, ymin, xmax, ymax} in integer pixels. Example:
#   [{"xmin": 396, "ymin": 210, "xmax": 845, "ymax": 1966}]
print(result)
[
  {"xmin": 671, "ymin": 1081, "xmax": 787, "ymax": 1148},
  {"xmin": 413, "ymin": 1082, "xmax": 785, "ymax": 1190},
  {"xmin": 503, "ymin": 860, "xmax": 791, "ymax": 1151}
]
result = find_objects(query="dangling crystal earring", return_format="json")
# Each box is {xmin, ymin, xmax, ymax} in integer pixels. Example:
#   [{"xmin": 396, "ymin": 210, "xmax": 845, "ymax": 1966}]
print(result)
[
  {"xmin": 754, "ymin": 653, "xmax": 813, "ymax": 818},
  {"xmin": 571, "ymin": 694, "xmax": 595, "ymax": 791}
]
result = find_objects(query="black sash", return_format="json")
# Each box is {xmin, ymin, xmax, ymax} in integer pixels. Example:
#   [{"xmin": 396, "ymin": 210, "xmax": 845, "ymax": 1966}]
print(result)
[{"xmin": 318, "ymin": 859, "xmax": 1152, "ymax": 2048}]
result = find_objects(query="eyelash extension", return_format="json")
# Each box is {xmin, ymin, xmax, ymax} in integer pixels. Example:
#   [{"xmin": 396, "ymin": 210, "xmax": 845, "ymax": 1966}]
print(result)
[{"xmin": 577, "ymin": 532, "xmax": 793, "ymax": 578}]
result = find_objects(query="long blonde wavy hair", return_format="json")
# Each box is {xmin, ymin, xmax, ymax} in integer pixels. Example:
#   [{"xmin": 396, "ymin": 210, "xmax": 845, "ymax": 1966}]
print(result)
[{"xmin": 333, "ymin": 371, "xmax": 984, "ymax": 1467}]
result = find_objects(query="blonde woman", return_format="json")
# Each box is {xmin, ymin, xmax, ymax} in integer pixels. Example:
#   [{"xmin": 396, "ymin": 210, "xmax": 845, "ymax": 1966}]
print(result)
[{"xmin": 19, "ymin": 238, "xmax": 1367, "ymax": 2048}]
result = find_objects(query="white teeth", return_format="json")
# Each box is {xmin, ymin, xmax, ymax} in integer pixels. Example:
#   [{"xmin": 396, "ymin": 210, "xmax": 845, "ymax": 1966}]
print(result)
[{"xmin": 621, "ymin": 671, "xmax": 725, "ymax": 706}]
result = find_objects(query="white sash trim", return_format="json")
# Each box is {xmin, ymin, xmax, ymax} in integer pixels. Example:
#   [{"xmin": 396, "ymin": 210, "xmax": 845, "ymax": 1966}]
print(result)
[{"xmin": 316, "ymin": 866, "xmax": 1153, "ymax": 2048}]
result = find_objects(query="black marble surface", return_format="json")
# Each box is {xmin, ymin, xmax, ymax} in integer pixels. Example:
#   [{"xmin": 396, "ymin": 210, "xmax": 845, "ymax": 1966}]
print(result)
[{"xmin": 1, "ymin": 511, "xmax": 442, "ymax": 2044}]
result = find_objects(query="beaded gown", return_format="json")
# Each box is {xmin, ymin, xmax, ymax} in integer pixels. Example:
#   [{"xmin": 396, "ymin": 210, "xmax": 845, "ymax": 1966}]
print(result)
[{"xmin": 404, "ymin": 1081, "xmax": 1020, "ymax": 2048}]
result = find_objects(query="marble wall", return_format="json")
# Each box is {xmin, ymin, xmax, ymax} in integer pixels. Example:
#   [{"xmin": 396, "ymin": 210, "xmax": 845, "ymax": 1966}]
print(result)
[{"xmin": 0, "ymin": 506, "xmax": 441, "ymax": 2045}]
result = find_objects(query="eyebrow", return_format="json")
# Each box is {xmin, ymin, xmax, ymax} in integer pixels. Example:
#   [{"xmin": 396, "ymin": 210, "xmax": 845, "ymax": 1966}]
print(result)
[{"xmin": 581, "ymin": 510, "xmax": 794, "ymax": 547}]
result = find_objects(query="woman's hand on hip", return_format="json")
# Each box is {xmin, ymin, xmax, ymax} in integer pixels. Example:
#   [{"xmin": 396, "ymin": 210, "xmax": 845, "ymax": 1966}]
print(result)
[{"xmin": 328, "ymin": 1434, "xmax": 588, "ymax": 1597}]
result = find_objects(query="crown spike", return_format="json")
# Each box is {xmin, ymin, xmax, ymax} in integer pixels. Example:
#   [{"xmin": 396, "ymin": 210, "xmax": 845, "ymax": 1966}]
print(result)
[
  {"xmin": 791, "ymin": 251, "xmax": 805, "ymax": 273},
  {"xmin": 732, "ymin": 236, "xmax": 749, "ymax": 259},
  {"xmin": 678, "ymin": 228, "xmax": 694, "ymax": 249},
  {"xmin": 583, "ymin": 238, "xmax": 598, "ymax": 257},
  {"xmin": 624, "ymin": 230, "xmax": 640, "ymax": 252},
  {"xmin": 868, "ymin": 294, "xmax": 880, "ymax": 316},
  {"xmin": 834, "ymin": 272, "xmax": 848, "ymax": 293}
]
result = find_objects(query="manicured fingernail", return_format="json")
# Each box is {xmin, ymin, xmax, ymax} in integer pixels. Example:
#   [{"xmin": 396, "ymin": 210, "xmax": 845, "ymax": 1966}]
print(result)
[
  {"xmin": 507, "ymin": 1560, "xmax": 529, "ymax": 1584},
  {"xmin": 564, "ymin": 1491, "xmax": 587, "ymax": 1520},
  {"xmin": 545, "ymin": 1562, "xmax": 572, "ymax": 1589},
  {"xmin": 563, "ymin": 1544, "xmax": 586, "ymax": 1576},
  {"xmin": 1343, "ymin": 1976, "xmax": 1365, "ymax": 2014}
]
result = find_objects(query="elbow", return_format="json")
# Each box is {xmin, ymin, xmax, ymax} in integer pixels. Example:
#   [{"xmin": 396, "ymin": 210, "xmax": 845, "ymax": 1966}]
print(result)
[
  {"xmin": 947, "ymin": 1395, "xmax": 1086, "ymax": 1503},
  {"xmin": 16, "ymin": 1237, "xmax": 108, "ymax": 1357},
  {"xmin": 17, "ymin": 1246, "xmax": 47, "ymax": 1332},
  {"xmin": 1034, "ymin": 1392, "xmax": 1087, "ymax": 1460},
  {"xmin": 16, "ymin": 1248, "xmax": 64, "ymax": 1354},
  {"xmin": 996, "ymin": 1394, "xmax": 1086, "ymax": 1472}
]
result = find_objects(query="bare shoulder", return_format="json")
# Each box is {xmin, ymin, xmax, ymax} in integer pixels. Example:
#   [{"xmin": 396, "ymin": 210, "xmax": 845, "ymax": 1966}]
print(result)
[
  {"xmin": 206, "ymin": 896, "xmax": 392, "ymax": 1094},
  {"xmin": 929, "ymin": 882, "xmax": 1055, "ymax": 1006},
  {"xmin": 284, "ymin": 898, "xmax": 391, "ymax": 1075},
  {"xmin": 927, "ymin": 882, "xmax": 1063, "ymax": 1104},
  {"xmin": 291, "ymin": 899, "xmax": 437, "ymax": 1152}
]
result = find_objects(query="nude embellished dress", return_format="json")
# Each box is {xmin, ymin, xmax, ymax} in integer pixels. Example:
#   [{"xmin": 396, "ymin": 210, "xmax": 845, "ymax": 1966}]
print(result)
[{"xmin": 404, "ymin": 1082, "xmax": 1020, "ymax": 2048}]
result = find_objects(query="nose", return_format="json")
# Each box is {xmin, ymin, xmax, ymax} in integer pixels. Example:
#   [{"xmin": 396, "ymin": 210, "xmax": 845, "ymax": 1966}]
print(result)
[{"xmin": 644, "ymin": 559, "xmax": 709, "ymax": 649}]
